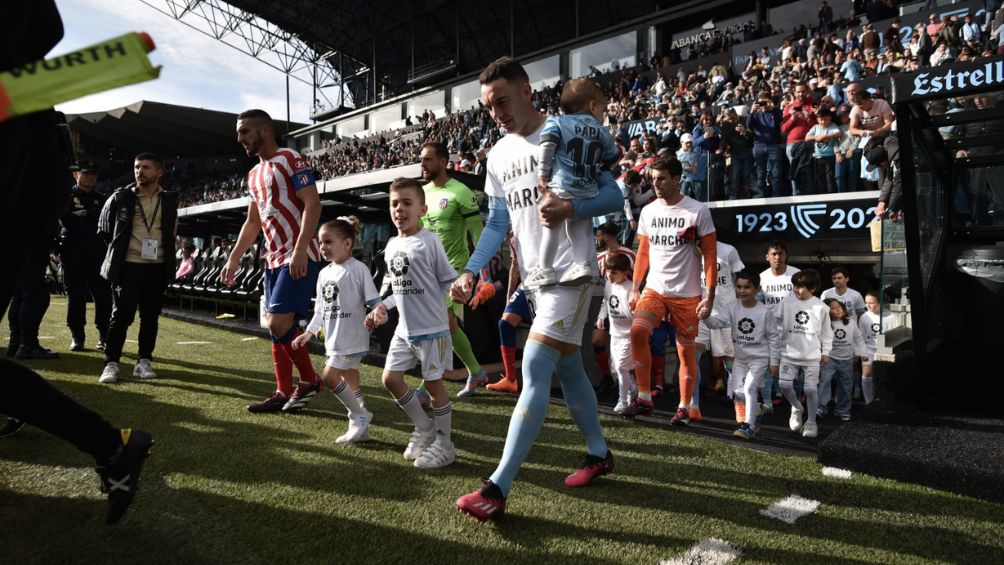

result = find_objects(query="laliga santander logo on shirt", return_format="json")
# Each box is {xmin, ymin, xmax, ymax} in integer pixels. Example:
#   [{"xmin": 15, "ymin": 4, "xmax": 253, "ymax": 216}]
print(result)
[
  {"xmin": 389, "ymin": 251, "xmax": 410, "ymax": 277},
  {"xmin": 795, "ymin": 311, "xmax": 810, "ymax": 325},
  {"xmin": 737, "ymin": 317, "xmax": 755, "ymax": 335},
  {"xmin": 872, "ymin": 322, "xmax": 880, "ymax": 334},
  {"xmin": 608, "ymin": 295, "xmax": 620, "ymax": 310},
  {"xmin": 834, "ymin": 328, "xmax": 846, "ymax": 340},
  {"xmin": 322, "ymin": 281, "xmax": 339, "ymax": 303}
]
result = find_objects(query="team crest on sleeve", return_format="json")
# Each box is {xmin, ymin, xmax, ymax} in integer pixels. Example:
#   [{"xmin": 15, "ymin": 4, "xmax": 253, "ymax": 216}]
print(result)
[
  {"xmin": 439, "ymin": 197, "xmax": 449, "ymax": 210},
  {"xmin": 389, "ymin": 251, "xmax": 410, "ymax": 277},
  {"xmin": 293, "ymin": 157, "xmax": 309, "ymax": 172}
]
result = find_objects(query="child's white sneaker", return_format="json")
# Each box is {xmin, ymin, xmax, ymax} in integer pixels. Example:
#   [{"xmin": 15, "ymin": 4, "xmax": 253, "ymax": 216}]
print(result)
[
  {"xmin": 558, "ymin": 262, "xmax": 593, "ymax": 286},
  {"xmin": 336, "ymin": 410, "xmax": 373, "ymax": 444},
  {"xmin": 789, "ymin": 408, "xmax": 804, "ymax": 432},
  {"xmin": 613, "ymin": 400, "xmax": 629, "ymax": 413},
  {"xmin": 801, "ymin": 422, "xmax": 818, "ymax": 438},
  {"xmin": 403, "ymin": 426, "xmax": 437, "ymax": 460},
  {"xmin": 525, "ymin": 266, "xmax": 557, "ymax": 288},
  {"xmin": 414, "ymin": 435, "xmax": 455, "ymax": 469}
]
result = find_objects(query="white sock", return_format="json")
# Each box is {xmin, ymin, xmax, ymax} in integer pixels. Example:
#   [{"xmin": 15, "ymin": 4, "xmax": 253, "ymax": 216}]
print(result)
[
  {"xmin": 615, "ymin": 367, "xmax": 633, "ymax": 403},
  {"xmin": 862, "ymin": 376, "xmax": 875, "ymax": 404},
  {"xmin": 805, "ymin": 388, "xmax": 819, "ymax": 424},
  {"xmin": 331, "ymin": 380, "xmax": 363, "ymax": 416},
  {"xmin": 780, "ymin": 380, "xmax": 803, "ymax": 411},
  {"xmin": 744, "ymin": 380, "xmax": 760, "ymax": 427},
  {"xmin": 432, "ymin": 402, "xmax": 452, "ymax": 443},
  {"xmin": 395, "ymin": 388, "xmax": 432, "ymax": 429}
]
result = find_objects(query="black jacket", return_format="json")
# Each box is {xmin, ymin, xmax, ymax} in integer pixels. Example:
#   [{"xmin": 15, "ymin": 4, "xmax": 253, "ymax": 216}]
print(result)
[
  {"xmin": 97, "ymin": 184, "xmax": 177, "ymax": 283},
  {"xmin": 60, "ymin": 185, "xmax": 106, "ymax": 246}
]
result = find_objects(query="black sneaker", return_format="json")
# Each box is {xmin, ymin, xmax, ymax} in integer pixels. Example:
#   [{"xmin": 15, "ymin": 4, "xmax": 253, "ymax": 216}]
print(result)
[
  {"xmin": 70, "ymin": 340, "xmax": 85, "ymax": 352},
  {"xmin": 620, "ymin": 398, "xmax": 654, "ymax": 418},
  {"xmin": 96, "ymin": 340, "xmax": 107, "ymax": 351},
  {"xmin": 4, "ymin": 339, "xmax": 19, "ymax": 358},
  {"xmin": 670, "ymin": 407, "xmax": 690, "ymax": 427},
  {"xmin": 0, "ymin": 418, "xmax": 26, "ymax": 438},
  {"xmin": 97, "ymin": 428, "xmax": 153, "ymax": 525},
  {"xmin": 247, "ymin": 392, "xmax": 288, "ymax": 413},
  {"xmin": 15, "ymin": 345, "xmax": 59, "ymax": 360},
  {"xmin": 281, "ymin": 380, "xmax": 321, "ymax": 413}
]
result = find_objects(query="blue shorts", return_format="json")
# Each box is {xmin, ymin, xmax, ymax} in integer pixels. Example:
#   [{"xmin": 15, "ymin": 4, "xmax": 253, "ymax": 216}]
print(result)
[
  {"xmin": 263, "ymin": 261, "xmax": 322, "ymax": 317},
  {"xmin": 503, "ymin": 286, "xmax": 534, "ymax": 321}
]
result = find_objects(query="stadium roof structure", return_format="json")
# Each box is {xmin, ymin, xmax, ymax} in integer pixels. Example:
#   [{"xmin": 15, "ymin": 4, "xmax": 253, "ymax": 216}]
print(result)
[
  {"xmin": 139, "ymin": 0, "xmax": 745, "ymax": 113},
  {"xmin": 66, "ymin": 100, "xmax": 308, "ymax": 159}
]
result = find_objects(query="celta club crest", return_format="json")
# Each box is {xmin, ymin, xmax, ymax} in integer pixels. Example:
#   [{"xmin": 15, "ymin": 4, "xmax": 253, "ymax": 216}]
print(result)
[
  {"xmin": 738, "ymin": 317, "xmax": 755, "ymax": 334},
  {"xmin": 389, "ymin": 251, "xmax": 410, "ymax": 277},
  {"xmin": 322, "ymin": 281, "xmax": 339, "ymax": 303},
  {"xmin": 795, "ymin": 311, "xmax": 810, "ymax": 325}
]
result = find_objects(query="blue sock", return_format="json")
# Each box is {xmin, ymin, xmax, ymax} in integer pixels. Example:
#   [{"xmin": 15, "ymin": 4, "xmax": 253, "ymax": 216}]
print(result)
[
  {"xmin": 489, "ymin": 340, "xmax": 559, "ymax": 497},
  {"xmin": 555, "ymin": 350, "xmax": 608, "ymax": 458},
  {"xmin": 691, "ymin": 348, "xmax": 705, "ymax": 406},
  {"xmin": 498, "ymin": 318, "xmax": 516, "ymax": 347}
]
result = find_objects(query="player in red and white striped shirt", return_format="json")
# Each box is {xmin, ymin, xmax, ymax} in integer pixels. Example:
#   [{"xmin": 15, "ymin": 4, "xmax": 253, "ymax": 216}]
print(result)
[{"xmin": 223, "ymin": 109, "xmax": 323, "ymax": 414}]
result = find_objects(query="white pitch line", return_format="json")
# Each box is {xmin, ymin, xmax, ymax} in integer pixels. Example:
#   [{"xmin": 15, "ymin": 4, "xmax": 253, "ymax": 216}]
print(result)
[
  {"xmin": 660, "ymin": 538, "xmax": 741, "ymax": 565},
  {"xmin": 821, "ymin": 466, "xmax": 853, "ymax": 479},
  {"xmin": 241, "ymin": 337, "xmax": 258, "ymax": 341},
  {"xmin": 125, "ymin": 339, "xmax": 138, "ymax": 343},
  {"xmin": 177, "ymin": 341, "xmax": 212, "ymax": 345},
  {"xmin": 38, "ymin": 335, "xmax": 54, "ymax": 340},
  {"xmin": 760, "ymin": 495, "xmax": 820, "ymax": 524}
]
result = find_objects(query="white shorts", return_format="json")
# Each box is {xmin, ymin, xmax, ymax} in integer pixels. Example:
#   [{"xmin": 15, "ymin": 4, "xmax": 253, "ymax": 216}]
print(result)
[
  {"xmin": 730, "ymin": 358, "xmax": 768, "ymax": 397},
  {"xmin": 779, "ymin": 361, "xmax": 821, "ymax": 387},
  {"xmin": 696, "ymin": 320, "xmax": 711, "ymax": 348},
  {"xmin": 384, "ymin": 334, "xmax": 452, "ymax": 381},
  {"xmin": 609, "ymin": 334, "xmax": 632, "ymax": 374},
  {"xmin": 326, "ymin": 353, "xmax": 364, "ymax": 370},
  {"xmin": 526, "ymin": 284, "xmax": 592, "ymax": 345}
]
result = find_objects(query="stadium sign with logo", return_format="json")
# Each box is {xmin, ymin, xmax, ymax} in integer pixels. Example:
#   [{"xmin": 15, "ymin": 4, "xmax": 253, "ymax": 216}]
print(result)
[
  {"xmin": 709, "ymin": 195, "xmax": 878, "ymax": 242},
  {"xmin": 893, "ymin": 56, "xmax": 1004, "ymax": 102},
  {"xmin": 670, "ymin": 16, "xmax": 755, "ymax": 50}
]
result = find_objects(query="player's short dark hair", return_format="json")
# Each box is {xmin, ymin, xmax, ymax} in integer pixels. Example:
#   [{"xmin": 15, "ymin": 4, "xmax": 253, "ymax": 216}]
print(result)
[
  {"xmin": 831, "ymin": 266, "xmax": 850, "ymax": 278},
  {"xmin": 389, "ymin": 177, "xmax": 425, "ymax": 205},
  {"xmin": 238, "ymin": 109, "xmax": 273, "ymax": 124},
  {"xmin": 605, "ymin": 252, "xmax": 631, "ymax": 273},
  {"xmin": 649, "ymin": 157, "xmax": 682, "ymax": 179},
  {"xmin": 596, "ymin": 221, "xmax": 620, "ymax": 238},
  {"xmin": 134, "ymin": 152, "xmax": 163, "ymax": 170},
  {"xmin": 479, "ymin": 56, "xmax": 529, "ymax": 85},
  {"xmin": 321, "ymin": 215, "xmax": 362, "ymax": 243},
  {"xmin": 624, "ymin": 169, "xmax": 642, "ymax": 185},
  {"xmin": 559, "ymin": 77, "xmax": 606, "ymax": 115},
  {"xmin": 735, "ymin": 268, "xmax": 760, "ymax": 287},
  {"xmin": 865, "ymin": 289, "xmax": 880, "ymax": 301},
  {"xmin": 421, "ymin": 141, "xmax": 449, "ymax": 159},
  {"xmin": 765, "ymin": 240, "xmax": 787, "ymax": 254},
  {"xmin": 792, "ymin": 269, "xmax": 821, "ymax": 293}
]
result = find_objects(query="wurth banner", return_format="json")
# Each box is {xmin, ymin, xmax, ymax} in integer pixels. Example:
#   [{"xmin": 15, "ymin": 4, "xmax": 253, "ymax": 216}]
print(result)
[{"xmin": 0, "ymin": 32, "xmax": 160, "ymax": 122}]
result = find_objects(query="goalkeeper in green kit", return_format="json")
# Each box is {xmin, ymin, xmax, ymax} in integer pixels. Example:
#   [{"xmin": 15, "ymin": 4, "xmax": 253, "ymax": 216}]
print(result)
[{"xmin": 419, "ymin": 141, "xmax": 494, "ymax": 398}]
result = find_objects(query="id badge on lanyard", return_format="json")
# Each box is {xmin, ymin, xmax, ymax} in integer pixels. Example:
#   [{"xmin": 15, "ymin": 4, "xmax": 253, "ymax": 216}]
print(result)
[{"xmin": 138, "ymin": 194, "xmax": 161, "ymax": 260}]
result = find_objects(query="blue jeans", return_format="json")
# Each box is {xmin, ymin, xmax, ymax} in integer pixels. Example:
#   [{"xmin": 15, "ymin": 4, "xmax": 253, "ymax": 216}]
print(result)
[
  {"xmin": 729, "ymin": 153, "xmax": 754, "ymax": 199},
  {"xmin": 754, "ymin": 144, "xmax": 784, "ymax": 198},
  {"xmin": 681, "ymin": 178, "xmax": 707, "ymax": 201},
  {"xmin": 786, "ymin": 142, "xmax": 815, "ymax": 196},
  {"xmin": 819, "ymin": 357, "xmax": 853, "ymax": 418}
]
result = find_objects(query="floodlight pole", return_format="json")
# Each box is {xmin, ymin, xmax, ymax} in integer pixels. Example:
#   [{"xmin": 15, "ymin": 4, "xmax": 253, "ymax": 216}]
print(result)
[{"xmin": 286, "ymin": 73, "xmax": 291, "ymax": 134}]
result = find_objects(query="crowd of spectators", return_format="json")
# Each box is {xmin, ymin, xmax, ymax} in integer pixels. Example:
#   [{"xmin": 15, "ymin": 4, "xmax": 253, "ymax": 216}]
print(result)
[{"xmin": 171, "ymin": 0, "xmax": 1003, "ymax": 211}]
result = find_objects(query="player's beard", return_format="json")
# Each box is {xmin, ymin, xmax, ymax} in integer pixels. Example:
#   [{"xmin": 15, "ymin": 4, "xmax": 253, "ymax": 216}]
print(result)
[{"xmin": 421, "ymin": 165, "xmax": 439, "ymax": 181}]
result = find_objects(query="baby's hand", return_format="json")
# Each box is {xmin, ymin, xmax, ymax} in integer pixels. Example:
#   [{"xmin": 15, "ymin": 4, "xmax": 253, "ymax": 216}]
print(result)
[
  {"xmin": 770, "ymin": 365, "xmax": 779, "ymax": 377},
  {"xmin": 821, "ymin": 355, "xmax": 830, "ymax": 366}
]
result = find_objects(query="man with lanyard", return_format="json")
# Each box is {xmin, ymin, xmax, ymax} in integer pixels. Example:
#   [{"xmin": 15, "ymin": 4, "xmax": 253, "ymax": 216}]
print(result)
[
  {"xmin": 418, "ymin": 141, "xmax": 492, "ymax": 398},
  {"xmin": 97, "ymin": 153, "xmax": 178, "ymax": 384},
  {"xmin": 60, "ymin": 159, "xmax": 112, "ymax": 352}
]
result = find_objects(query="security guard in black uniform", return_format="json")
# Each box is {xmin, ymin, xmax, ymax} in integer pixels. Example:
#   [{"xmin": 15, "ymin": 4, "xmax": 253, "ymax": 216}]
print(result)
[{"xmin": 60, "ymin": 160, "xmax": 112, "ymax": 351}]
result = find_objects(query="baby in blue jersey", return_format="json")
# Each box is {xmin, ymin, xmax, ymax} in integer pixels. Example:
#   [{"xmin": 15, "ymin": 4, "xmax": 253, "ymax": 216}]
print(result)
[{"xmin": 527, "ymin": 78, "xmax": 620, "ymax": 288}]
